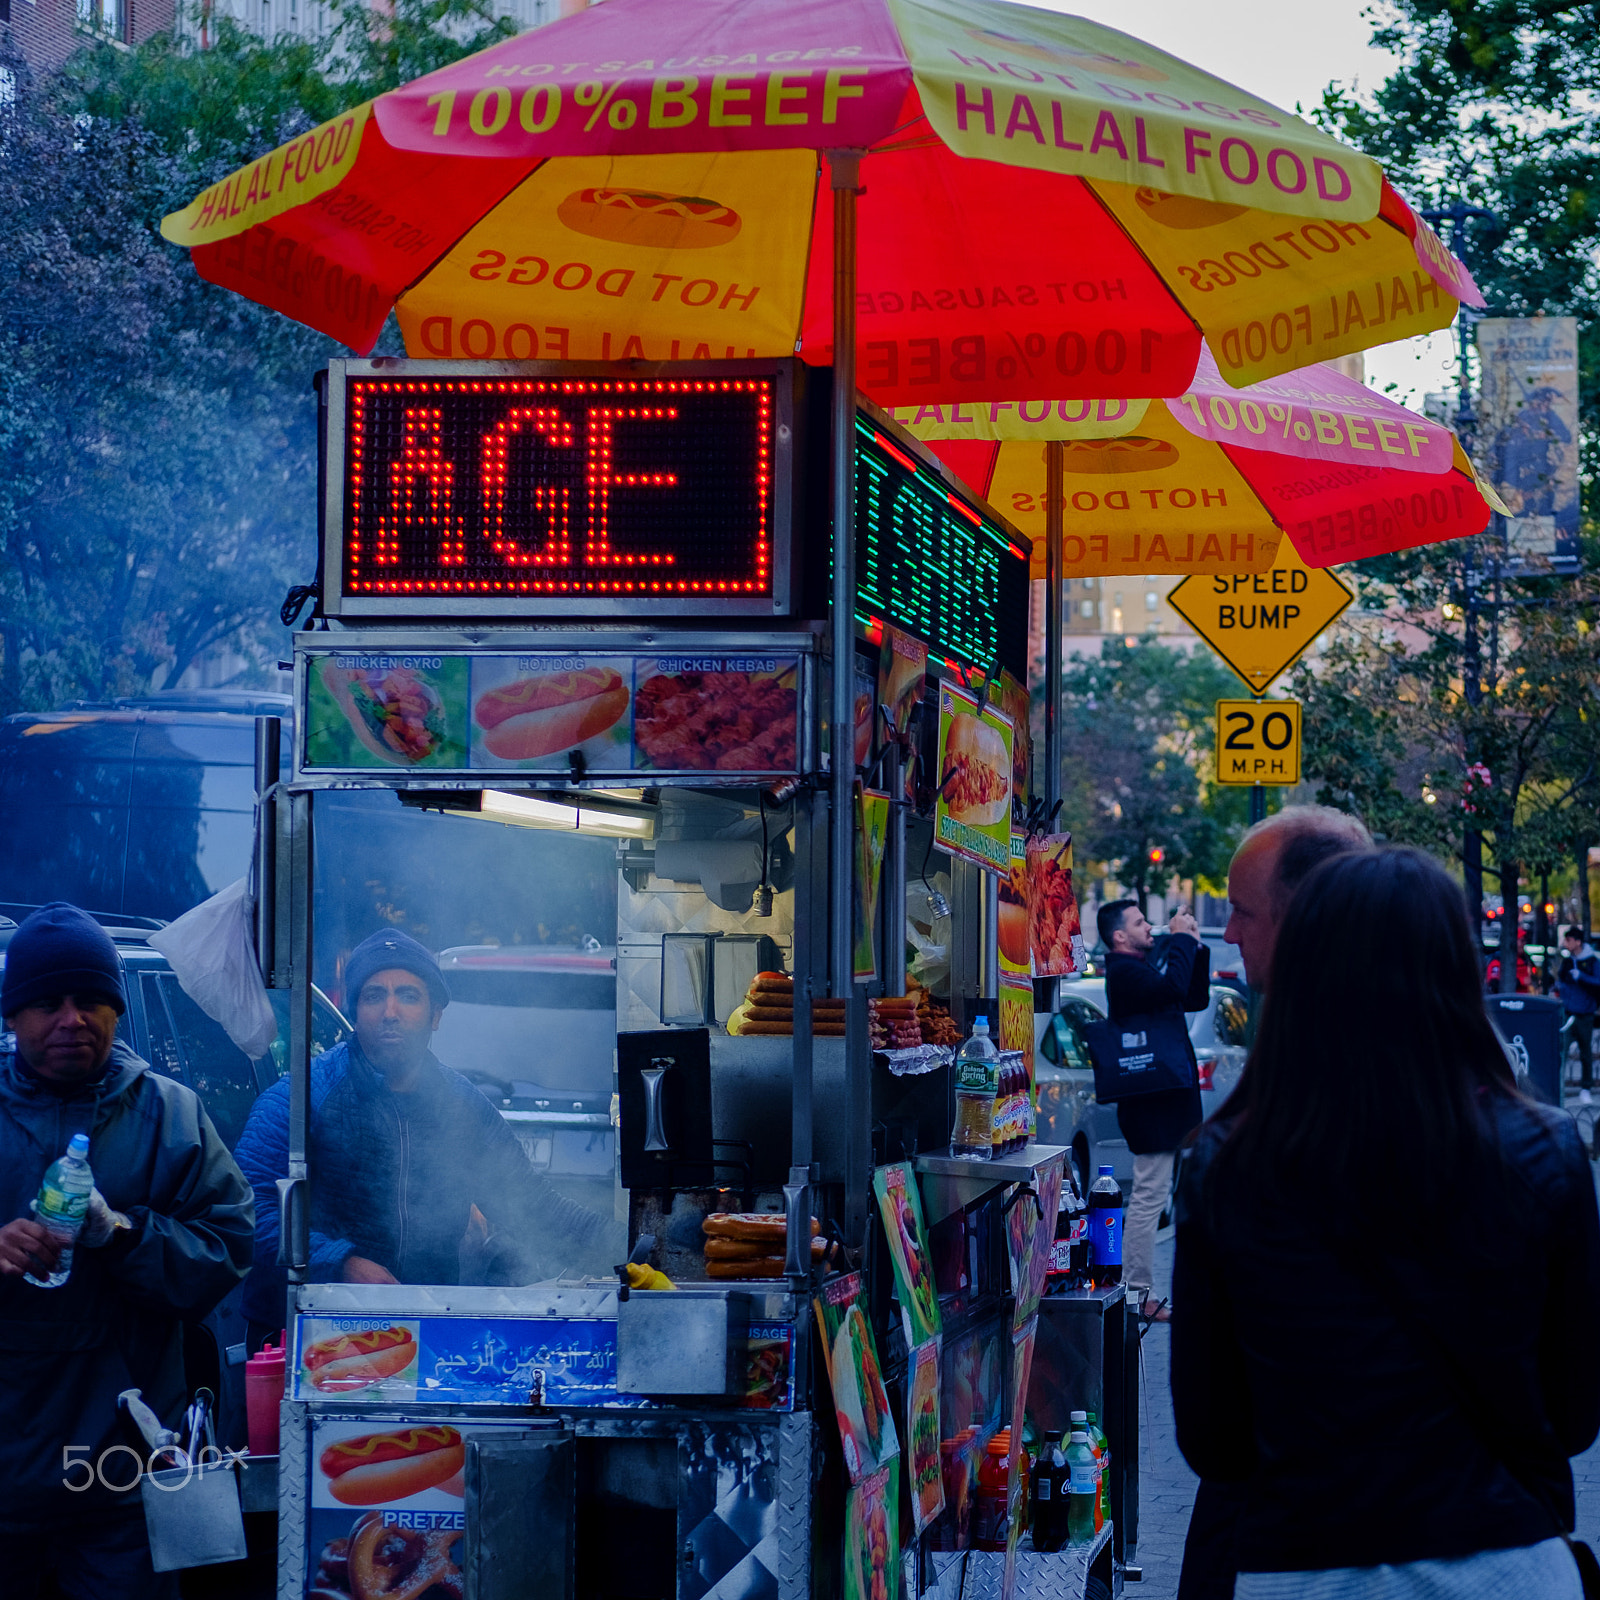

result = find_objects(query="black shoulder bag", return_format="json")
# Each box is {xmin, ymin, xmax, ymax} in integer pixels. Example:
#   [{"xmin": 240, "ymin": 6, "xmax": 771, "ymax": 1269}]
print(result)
[{"xmin": 1082, "ymin": 1010, "xmax": 1197, "ymax": 1103}]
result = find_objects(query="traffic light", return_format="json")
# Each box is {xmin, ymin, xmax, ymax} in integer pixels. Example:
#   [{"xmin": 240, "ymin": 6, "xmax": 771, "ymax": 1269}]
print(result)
[{"xmin": 1149, "ymin": 847, "xmax": 1164, "ymax": 866}]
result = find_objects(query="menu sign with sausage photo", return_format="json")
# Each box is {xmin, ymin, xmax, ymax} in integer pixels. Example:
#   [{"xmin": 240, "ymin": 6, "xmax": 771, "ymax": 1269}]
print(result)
[
  {"xmin": 300, "ymin": 648, "xmax": 803, "ymax": 778},
  {"xmin": 469, "ymin": 654, "xmax": 633, "ymax": 771},
  {"xmin": 933, "ymin": 683, "xmax": 1014, "ymax": 874},
  {"xmin": 306, "ymin": 1416, "xmax": 531, "ymax": 1600},
  {"xmin": 999, "ymin": 833, "xmax": 1030, "ymax": 978},
  {"xmin": 292, "ymin": 1314, "xmax": 641, "ymax": 1409}
]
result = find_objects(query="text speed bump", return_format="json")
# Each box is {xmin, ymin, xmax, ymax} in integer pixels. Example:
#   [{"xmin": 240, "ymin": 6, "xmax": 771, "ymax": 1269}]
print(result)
[
  {"xmin": 1168, "ymin": 545, "xmax": 1354, "ymax": 692},
  {"xmin": 1215, "ymin": 700, "xmax": 1302, "ymax": 786}
]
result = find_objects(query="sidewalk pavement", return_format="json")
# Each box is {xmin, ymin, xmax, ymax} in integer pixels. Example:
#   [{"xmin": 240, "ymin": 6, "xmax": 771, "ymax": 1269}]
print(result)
[{"xmin": 1129, "ymin": 1193, "xmax": 1600, "ymax": 1598}]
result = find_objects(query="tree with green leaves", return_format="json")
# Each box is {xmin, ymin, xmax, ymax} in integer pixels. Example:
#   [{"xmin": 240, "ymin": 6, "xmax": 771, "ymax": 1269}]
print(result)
[
  {"xmin": 0, "ymin": 0, "xmax": 515, "ymax": 709},
  {"xmin": 1299, "ymin": 2, "xmax": 1600, "ymax": 977},
  {"xmin": 1052, "ymin": 636, "xmax": 1249, "ymax": 906},
  {"xmin": 1293, "ymin": 547, "xmax": 1600, "ymax": 982},
  {"xmin": 1319, "ymin": 0, "xmax": 1599, "ymax": 499}
]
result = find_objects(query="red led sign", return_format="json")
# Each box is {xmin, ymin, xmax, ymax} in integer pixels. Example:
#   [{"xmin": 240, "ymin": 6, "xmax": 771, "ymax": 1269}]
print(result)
[{"xmin": 337, "ymin": 374, "xmax": 777, "ymax": 609}]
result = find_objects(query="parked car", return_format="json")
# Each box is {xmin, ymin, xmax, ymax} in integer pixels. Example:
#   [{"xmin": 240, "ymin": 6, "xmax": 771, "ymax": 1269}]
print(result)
[
  {"xmin": 1035, "ymin": 976, "xmax": 1254, "ymax": 1191},
  {"xmin": 0, "ymin": 694, "xmax": 284, "ymax": 921},
  {"xmin": 0, "ymin": 912, "xmax": 350, "ymax": 1450},
  {"xmin": 1198, "ymin": 928, "xmax": 1249, "ymax": 993}
]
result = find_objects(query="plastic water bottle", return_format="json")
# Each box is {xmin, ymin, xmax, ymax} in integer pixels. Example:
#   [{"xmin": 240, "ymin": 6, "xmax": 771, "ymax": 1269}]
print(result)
[
  {"xmin": 950, "ymin": 1016, "xmax": 999, "ymax": 1160},
  {"xmin": 1087, "ymin": 1165, "xmax": 1124, "ymax": 1287},
  {"xmin": 32, "ymin": 1133, "xmax": 92, "ymax": 1289},
  {"xmin": 1065, "ymin": 1429, "xmax": 1099, "ymax": 1545}
]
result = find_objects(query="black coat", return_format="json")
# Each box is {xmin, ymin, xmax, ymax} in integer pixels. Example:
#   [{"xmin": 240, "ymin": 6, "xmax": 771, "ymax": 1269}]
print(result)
[
  {"xmin": 0, "ymin": 1043, "xmax": 253, "ymax": 1515},
  {"xmin": 1171, "ymin": 1089, "xmax": 1600, "ymax": 1573},
  {"xmin": 1105, "ymin": 944, "xmax": 1204, "ymax": 1155}
]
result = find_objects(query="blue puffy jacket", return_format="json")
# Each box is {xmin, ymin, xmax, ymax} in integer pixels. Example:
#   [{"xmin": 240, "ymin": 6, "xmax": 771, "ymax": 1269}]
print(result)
[
  {"xmin": 0, "ymin": 1042, "xmax": 253, "ymax": 1515},
  {"xmin": 235, "ymin": 1041, "xmax": 595, "ymax": 1326}
]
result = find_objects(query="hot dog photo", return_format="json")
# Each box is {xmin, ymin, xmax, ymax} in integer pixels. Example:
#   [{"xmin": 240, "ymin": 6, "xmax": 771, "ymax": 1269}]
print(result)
[
  {"xmin": 299, "ymin": 1321, "xmax": 420, "ymax": 1398},
  {"xmin": 556, "ymin": 187, "xmax": 743, "ymax": 250},
  {"xmin": 468, "ymin": 656, "xmax": 633, "ymax": 770},
  {"xmin": 308, "ymin": 1418, "xmax": 535, "ymax": 1600},
  {"xmin": 320, "ymin": 1425, "xmax": 467, "ymax": 1506}
]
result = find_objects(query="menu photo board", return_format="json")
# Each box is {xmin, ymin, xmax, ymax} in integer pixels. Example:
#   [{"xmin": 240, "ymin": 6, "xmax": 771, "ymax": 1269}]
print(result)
[
  {"xmin": 933, "ymin": 683, "xmax": 1014, "ymax": 874},
  {"xmin": 299, "ymin": 646, "xmax": 805, "ymax": 780}
]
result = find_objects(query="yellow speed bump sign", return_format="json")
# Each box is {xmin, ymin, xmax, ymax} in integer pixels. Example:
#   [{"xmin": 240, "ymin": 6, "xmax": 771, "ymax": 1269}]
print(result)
[
  {"xmin": 1168, "ymin": 545, "xmax": 1354, "ymax": 692},
  {"xmin": 1215, "ymin": 700, "xmax": 1302, "ymax": 786}
]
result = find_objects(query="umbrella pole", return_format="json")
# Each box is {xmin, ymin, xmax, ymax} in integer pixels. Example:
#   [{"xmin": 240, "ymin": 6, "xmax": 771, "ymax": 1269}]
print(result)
[
  {"xmin": 828, "ymin": 147, "xmax": 867, "ymax": 1239},
  {"xmin": 1044, "ymin": 440, "xmax": 1064, "ymax": 812}
]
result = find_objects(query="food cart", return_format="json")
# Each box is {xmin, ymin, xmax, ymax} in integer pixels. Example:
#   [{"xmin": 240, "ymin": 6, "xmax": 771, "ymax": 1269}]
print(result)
[{"xmin": 251, "ymin": 350, "xmax": 1132, "ymax": 1600}]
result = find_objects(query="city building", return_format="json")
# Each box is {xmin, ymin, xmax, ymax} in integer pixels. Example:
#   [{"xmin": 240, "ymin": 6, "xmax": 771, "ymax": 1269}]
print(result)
[{"xmin": 3, "ymin": 0, "xmax": 560, "ymax": 85}]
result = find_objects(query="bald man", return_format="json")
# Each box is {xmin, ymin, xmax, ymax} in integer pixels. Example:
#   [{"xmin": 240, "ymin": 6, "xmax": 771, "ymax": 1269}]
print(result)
[
  {"xmin": 1223, "ymin": 805, "xmax": 1374, "ymax": 993},
  {"xmin": 1177, "ymin": 804, "xmax": 1372, "ymax": 1600}
]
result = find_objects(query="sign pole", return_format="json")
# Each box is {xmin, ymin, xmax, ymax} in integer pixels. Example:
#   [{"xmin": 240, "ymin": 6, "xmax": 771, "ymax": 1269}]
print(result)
[
  {"xmin": 1249, "ymin": 692, "xmax": 1266, "ymax": 825},
  {"xmin": 828, "ymin": 148, "xmax": 868, "ymax": 1241},
  {"xmin": 1044, "ymin": 440, "xmax": 1064, "ymax": 811}
]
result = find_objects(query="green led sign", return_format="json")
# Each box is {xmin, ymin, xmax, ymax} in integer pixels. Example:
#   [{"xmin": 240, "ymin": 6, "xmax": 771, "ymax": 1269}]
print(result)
[{"xmin": 855, "ymin": 419, "xmax": 1030, "ymax": 680}]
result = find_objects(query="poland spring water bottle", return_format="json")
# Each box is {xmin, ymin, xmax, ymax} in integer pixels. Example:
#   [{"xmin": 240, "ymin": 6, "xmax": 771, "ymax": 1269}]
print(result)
[
  {"xmin": 1065, "ymin": 1429, "xmax": 1099, "ymax": 1546},
  {"xmin": 32, "ymin": 1133, "xmax": 93, "ymax": 1289},
  {"xmin": 950, "ymin": 1016, "xmax": 999, "ymax": 1159}
]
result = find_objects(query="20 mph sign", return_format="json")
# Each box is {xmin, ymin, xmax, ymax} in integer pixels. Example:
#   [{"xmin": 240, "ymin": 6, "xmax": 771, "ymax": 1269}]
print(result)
[{"xmin": 1215, "ymin": 700, "xmax": 1302, "ymax": 786}]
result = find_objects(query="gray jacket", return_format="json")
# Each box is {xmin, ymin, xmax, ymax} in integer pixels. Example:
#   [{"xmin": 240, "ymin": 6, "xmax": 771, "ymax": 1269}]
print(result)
[{"xmin": 0, "ymin": 1040, "xmax": 253, "ymax": 1515}]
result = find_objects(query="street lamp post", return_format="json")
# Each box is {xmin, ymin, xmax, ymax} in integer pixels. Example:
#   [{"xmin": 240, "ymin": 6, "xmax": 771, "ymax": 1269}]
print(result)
[{"xmin": 1422, "ymin": 201, "xmax": 1497, "ymax": 946}]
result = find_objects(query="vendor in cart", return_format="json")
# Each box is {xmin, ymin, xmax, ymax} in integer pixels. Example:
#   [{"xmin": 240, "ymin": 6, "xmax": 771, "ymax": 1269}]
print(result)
[{"xmin": 235, "ymin": 928, "xmax": 600, "ymax": 1339}]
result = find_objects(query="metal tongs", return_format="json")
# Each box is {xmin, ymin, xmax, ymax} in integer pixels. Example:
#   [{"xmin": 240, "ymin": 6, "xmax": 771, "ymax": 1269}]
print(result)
[{"xmin": 182, "ymin": 1388, "xmax": 217, "ymax": 1463}]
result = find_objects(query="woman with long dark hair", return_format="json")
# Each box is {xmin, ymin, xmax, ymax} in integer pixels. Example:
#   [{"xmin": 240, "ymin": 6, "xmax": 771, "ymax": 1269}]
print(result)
[{"xmin": 1172, "ymin": 847, "xmax": 1600, "ymax": 1598}]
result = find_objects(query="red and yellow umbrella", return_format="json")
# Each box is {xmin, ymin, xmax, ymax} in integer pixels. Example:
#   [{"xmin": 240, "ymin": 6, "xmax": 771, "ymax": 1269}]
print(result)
[
  {"xmin": 160, "ymin": 0, "xmax": 1486, "ymax": 1000},
  {"xmin": 906, "ymin": 349, "xmax": 1499, "ymax": 575},
  {"xmin": 161, "ymin": 0, "xmax": 1478, "ymax": 402}
]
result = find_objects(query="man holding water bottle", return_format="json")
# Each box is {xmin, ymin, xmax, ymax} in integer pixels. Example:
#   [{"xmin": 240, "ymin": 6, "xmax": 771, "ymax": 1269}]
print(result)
[{"xmin": 0, "ymin": 903, "xmax": 254, "ymax": 1599}]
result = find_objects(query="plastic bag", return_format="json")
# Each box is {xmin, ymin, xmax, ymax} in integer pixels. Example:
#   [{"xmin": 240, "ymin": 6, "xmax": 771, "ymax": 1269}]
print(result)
[
  {"xmin": 148, "ymin": 879, "xmax": 278, "ymax": 1060},
  {"xmin": 905, "ymin": 875, "xmax": 951, "ymax": 994}
]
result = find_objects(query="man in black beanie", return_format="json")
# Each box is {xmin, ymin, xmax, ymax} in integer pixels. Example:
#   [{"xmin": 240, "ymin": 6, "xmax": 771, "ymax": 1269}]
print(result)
[
  {"xmin": 236, "ymin": 927, "xmax": 599, "ymax": 1338},
  {"xmin": 0, "ymin": 902, "xmax": 254, "ymax": 1599}
]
